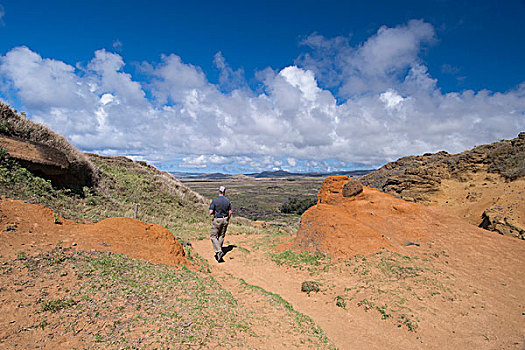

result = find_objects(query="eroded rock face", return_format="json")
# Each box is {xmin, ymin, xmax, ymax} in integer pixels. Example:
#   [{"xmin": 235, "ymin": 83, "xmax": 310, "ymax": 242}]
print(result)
[
  {"xmin": 480, "ymin": 208, "xmax": 525, "ymax": 240},
  {"xmin": 361, "ymin": 133, "xmax": 525, "ymax": 239},
  {"xmin": 0, "ymin": 136, "xmax": 96, "ymax": 189},
  {"xmin": 317, "ymin": 176, "xmax": 350, "ymax": 205}
]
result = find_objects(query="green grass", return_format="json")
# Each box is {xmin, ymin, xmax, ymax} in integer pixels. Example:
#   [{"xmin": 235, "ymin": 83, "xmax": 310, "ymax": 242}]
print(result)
[
  {"xmin": 41, "ymin": 298, "xmax": 76, "ymax": 312},
  {"xmin": 270, "ymin": 249, "xmax": 329, "ymax": 269},
  {"xmin": 232, "ymin": 274, "xmax": 335, "ymax": 348},
  {"xmin": 335, "ymin": 295, "xmax": 346, "ymax": 309},
  {"xmin": 11, "ymin": 247, "xmax": 255, "ymax": 347}
]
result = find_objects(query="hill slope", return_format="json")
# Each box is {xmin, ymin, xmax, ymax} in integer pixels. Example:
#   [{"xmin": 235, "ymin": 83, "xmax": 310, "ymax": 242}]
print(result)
[
  {"xmin": 362, "ymin": 133, "xmax": 525, "ymax": 239},
  {"xmin": 0, "ymin": 103, "xmax": 216, "ymax": 242},
  {"xmin": 0, "ymin": 103, "xmax": 98, "ymax": 189},
  {"xmin": 0, "ymin": 104, "xmax": 333, "ymax": 348}
]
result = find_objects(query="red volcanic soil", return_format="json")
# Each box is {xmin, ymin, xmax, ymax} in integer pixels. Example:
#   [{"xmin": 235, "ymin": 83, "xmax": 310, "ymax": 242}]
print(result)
[
  {"xmin": 200, "ymin": 176, "xmax": 525, "ymax": 349},
  {"xmin": 0, "ymin": 198, "xmax": 187, "ymax": 266},
  {"xmin": 288, "ymin": 176, "xmax": 433, "ymax": 258}
]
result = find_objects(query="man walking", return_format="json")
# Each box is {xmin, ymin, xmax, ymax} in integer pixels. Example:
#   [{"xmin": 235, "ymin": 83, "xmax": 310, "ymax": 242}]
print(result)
[{"xmin": 209, "ymin": 186, "xmax": 232, "ymax": 262}]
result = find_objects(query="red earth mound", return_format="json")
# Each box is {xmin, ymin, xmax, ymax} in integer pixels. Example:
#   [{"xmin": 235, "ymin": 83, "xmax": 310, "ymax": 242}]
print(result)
[
  {"xmin": 289, "ymin": 176, "xmax": 446, "ymax": 258},
  {"xmin": 0, "ymin": 199, "xmax": 187, "ymax": 266}
]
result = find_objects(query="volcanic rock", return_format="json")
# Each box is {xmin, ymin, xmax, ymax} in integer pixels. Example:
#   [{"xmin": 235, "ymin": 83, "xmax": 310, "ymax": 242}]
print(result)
[
  {"xmin": 317, "ymin": 175, "xmax": 350, "ymax": 205},
  {"xmin": 0, "ymin": 103, "xmax": 98, "ymax": 189},
  {"xmin": 361, "ymin": 133, "xmax": 525, "ymax": 238},
  {"xmin": 480, "ymin": 208, "xmax": 525, "ymax": 240},
  {"xmin": 342, "ymin": 179, "xmax": 363, "ymax": 197},
  {"xmin": 0, "ymin": 136, "xmax": 96, "ymax": 189}
]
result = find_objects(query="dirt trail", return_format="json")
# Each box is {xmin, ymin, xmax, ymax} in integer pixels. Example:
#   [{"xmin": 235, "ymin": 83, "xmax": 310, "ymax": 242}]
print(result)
[
  {"xmin": 192, "ymin": 207, "xmax": 525, "ymax": 350},
  {"xmin": 1, "ymin": 197, "xmax": 523, "ymax": 349},
  {"xmin": 0, "ymin": 198, "xmax": 333, "ymax": 349},
  {"xmin": 193, "ymin": 236, "xmax": 414, "ymax": 349}
]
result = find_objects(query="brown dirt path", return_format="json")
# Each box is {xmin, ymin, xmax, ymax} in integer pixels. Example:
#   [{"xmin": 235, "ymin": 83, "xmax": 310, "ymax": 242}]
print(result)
[
  {"xmin": 192, "ymin": 208, "xmax": 525, "ymax": 350},
  {"xmin": 0, "ymin": 198, "xmax": 333, "ymax": 349},
  {"xmin": 192, "ymin": 236, "xmax": 416, "ymax": 349}
]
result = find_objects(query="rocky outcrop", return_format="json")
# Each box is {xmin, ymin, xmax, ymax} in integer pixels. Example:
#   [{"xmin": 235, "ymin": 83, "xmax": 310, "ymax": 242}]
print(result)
[
  {"xmin": 480, "ymin": 208, "xmax": 525, "ymax": 240},
  {"xmin": 317, "ymin": 175, "xmax": 349, "ymax": 205},
  {"xmin": 0, "ymin": 103, "xmax": 98, "ymax": 189},
  {"xmin": 342, "ymin": 178, "xmax": 363, "ymax": 197},
  {"xmin": 0, "ymin": 135, "xmax": 96, "ymax": 189},
  {"xmin": 362, "ymin": 133, "xmax": 525, "ymax": 239}
]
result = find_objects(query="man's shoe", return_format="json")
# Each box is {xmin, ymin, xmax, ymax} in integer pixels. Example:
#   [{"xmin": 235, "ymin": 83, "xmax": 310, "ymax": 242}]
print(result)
[
  {"xmin": 217, "ymin": 251, "xmax": 225, "ymax": 263},
  {"xmin": 214, "ymin": 253, "xmax": 220, "ymax": 262}
]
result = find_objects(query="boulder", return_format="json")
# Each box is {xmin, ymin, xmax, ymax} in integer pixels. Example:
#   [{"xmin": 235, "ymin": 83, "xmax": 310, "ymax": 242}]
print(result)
[
  {"xmin": 342, "ymin": 179, "xmax": 363, "ymax": 197},
  {"xmin": 479, "ymin": 208, "xmax": 525, "ymax": 240}
]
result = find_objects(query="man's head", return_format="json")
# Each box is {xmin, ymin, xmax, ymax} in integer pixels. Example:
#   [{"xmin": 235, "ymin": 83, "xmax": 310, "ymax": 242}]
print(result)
[{"xmin": 219, "ymin": 186, "xmax": 226, "ymax": 195}]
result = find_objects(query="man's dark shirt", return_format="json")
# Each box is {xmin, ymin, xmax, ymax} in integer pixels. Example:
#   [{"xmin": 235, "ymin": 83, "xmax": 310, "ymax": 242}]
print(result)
[{"xmin": 210, "ymin": 196, "xmax": 231, "ymax": 218}]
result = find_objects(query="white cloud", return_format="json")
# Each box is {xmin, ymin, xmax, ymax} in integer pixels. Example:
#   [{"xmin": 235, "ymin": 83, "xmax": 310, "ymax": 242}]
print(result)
[
  {"xmin": 180, "ymin": 155, "xmax": 208, "ymax": 168},
  {"xmin": 112, "ymin": 39, "xmax": 123, "ymax": 52},
  {"xmin": 0, "ymin": 19, "xmax": 524, "ymax": 173},
  {"xmin": 298, "ymin": 19, "xmax": 436, "ymax": 98},
  {"xmin": 179, "ymin": 154, "xmax": 232, "ymax": 168},
  {"xmin": 214, "ymin": 52, "xmax": 246, "ymax": 91},
  {"xmin": 380, "ymin": 89, "xmax": 405, "ymax": 110},
  {"xmin": 100, "ymin": 93, "xmax": 114, "ymax": 105},
  {"xmin": 0, "ymin": 46, "xmax": 94, "ymax": 110}
]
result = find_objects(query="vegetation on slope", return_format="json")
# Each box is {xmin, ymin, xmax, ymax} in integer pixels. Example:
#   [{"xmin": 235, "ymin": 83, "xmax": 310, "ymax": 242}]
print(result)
[
  {"xmin": 0, "ymin": 146, "xmax": 210, "ymax": 242},
  {"xmin": 0, "ymin": 103, "xmax": 334, "ymax": 347},
  {"xmin": 473, "ymin": 134, "xmax": 525, "ymax": 180}
]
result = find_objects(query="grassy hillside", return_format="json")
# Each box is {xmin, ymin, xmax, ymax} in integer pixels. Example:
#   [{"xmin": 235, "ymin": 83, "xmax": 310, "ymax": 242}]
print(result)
[{"xmin": 0, "ymin": 104, "xmax": 333, "ymax": 347}]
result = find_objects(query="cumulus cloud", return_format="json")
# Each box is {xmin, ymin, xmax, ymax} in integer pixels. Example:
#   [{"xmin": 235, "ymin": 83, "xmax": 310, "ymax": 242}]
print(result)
[
  {"xmin": 0, "ymin": 20, "xmax": 524, "ymax": 173},
  {"xmin": 298, "ymin": 19, "xmax": 436, "ymax": 98},
  {"xmin": 214, "ymin": 52, "xmax": 247, "ymax": 92}
]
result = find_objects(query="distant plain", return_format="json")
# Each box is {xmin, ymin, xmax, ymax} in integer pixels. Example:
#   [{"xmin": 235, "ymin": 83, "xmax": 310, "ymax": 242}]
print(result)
[{"xmin": 180, "ymin": 176, "xmax": 326, "ymax": 225}]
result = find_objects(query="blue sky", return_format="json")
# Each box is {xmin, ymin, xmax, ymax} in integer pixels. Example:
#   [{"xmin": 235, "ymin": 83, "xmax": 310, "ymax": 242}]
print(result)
[{"xmin": 0, "ymin": 0, "xmax": 524, "ymax": 173}]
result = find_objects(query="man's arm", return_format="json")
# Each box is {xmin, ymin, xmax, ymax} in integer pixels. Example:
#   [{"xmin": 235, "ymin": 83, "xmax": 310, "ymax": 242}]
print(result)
[
  {"xmin": 209, "ymin": 200, "xmax": 214, "ymax": 216},
  {"xmin": 228, "ymin": 209, "xmax": 232, "ymax": 220}
]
